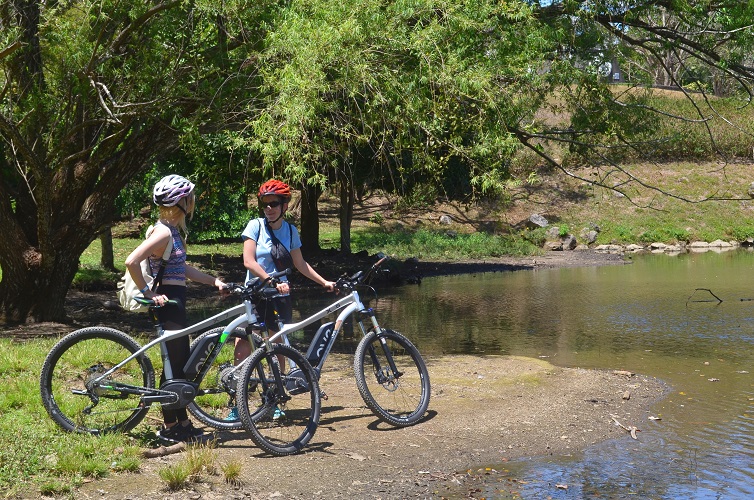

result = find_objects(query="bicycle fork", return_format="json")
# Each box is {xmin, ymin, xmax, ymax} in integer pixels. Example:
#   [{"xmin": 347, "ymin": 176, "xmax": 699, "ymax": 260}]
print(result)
[{"xmin": 359, "ymin": 310, "xmax": 404, "ymax": 385}]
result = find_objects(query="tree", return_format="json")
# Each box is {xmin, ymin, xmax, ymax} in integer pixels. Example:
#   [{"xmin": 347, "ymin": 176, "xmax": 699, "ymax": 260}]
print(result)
[
  {"xmin": 519, "ymin": 1, "xmax": 754, "ymax": 198},
  {"xmin": 244, "ymin": 0, "xmax": 539, "ymax": 249},
  {"xmin": 4, "ymin": 0, "xmax": 754, "ymax": 324},
  {"xmin": 0, "ymin": 1, "xmax": 265, "ymax": 323}
]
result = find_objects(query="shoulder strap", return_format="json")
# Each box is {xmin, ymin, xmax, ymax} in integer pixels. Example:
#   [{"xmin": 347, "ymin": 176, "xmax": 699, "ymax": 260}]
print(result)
[
  {"xmin": 263, "ymin": 218, "xmax": 294, "ymax": 272},
  {"xmin": 148, "ymin": 223, "xmax": 174, "ymax": 291},
  {"xmin": 255, "ymin": 217, "xmax": 262, "ymax": 241},
  {"xmin": 149, "ymin": 223, "xmax": 174, "ymax": 261}
]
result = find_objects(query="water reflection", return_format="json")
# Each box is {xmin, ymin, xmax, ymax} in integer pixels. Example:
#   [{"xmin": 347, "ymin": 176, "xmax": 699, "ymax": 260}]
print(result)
[{"xmin": 388, "ymin": 251, "xmax": 754, "ymax": 499}]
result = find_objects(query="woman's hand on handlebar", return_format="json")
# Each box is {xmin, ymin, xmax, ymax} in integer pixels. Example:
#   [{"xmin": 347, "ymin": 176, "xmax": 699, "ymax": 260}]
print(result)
[
  {"xmin": 143, "ymin": 289, "xmax": 170, "ymax": 306},
  {"xmin": 275, "ymin": 280, "xmax": 290, "ymax": 295}
]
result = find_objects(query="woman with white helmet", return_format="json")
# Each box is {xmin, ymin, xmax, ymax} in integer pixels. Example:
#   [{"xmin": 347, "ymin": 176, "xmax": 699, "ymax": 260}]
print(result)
[{"xmin": 125, "ymin": 174, "xmax": 226, "ymax": 444}]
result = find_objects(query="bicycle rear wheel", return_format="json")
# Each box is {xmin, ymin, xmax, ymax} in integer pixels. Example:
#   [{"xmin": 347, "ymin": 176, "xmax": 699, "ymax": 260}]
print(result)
[
  {"xmin": 40, "ymin": 327, "xmax": 155, "ymax": 435},
  {"xmin": 236, "ymin": 344, "xmax": 320, "ymax": 456},
  {"xmin": 354, "ymin": 328, "xmax": 431, "ymax": 427},
  {"xmin": 187, "ymin": 327, "xmax": 262, "ymax": 430}
]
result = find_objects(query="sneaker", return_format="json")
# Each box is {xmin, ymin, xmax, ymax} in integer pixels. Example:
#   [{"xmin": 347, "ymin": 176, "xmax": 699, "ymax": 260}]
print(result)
[
  {"xmin": 224, "ymin": 406, "xmax": 239, "ymax": 421},
  {"xmin": 272, "ymin": 406, "xmax": 285, "ymax": 420},
  {"xmin": 157, "ymin": 421, "xmax": 205, "ymax": 444}
]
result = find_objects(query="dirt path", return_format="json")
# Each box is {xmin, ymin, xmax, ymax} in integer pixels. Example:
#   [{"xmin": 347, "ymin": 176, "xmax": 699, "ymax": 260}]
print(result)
[{"xmin": 72, "ymin": 353, "xmax": 666, "ymax": 499}]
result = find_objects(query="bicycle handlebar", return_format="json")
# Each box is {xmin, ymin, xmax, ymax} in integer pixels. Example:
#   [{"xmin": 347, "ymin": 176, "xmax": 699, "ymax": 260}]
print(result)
[
  {"xmin": 133, "ymin": 297, "xmax": 180, "ymax": 308},
  {"xmin": 337, "ymin": 255, "xmax": 390, "ymax": 292},
  {"xmin": 221, "ymin": 268, "xmax": 292, "ymax": 298}
]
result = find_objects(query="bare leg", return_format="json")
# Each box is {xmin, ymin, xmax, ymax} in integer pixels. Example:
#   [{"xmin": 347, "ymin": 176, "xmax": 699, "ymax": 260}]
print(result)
[{"xmin": 233, "ymin": 338, "xmax": 252, "ymax": 365}]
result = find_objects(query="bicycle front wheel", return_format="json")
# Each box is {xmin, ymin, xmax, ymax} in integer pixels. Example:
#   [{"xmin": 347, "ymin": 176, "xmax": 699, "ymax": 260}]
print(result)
[
  {"xmin": 354, "ymin": 328, "xmax": 431, "ymax": 427},
  {"xmin": 40, "ymin": 327, "xmax": 155, "ymax": 435},
  {"xmin": 236, "ymin": 344, "xmax": 321, "ymax": 456},
  {"xmin": 187, "ymin": 327, "xmax": 262, "ymax": 430}
]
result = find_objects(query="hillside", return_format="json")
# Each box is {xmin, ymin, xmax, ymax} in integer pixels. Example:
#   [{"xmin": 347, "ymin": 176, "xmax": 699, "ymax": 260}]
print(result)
[{"xmin": 320, "ymin": 159, "xmax": 754, "ymax": 247}]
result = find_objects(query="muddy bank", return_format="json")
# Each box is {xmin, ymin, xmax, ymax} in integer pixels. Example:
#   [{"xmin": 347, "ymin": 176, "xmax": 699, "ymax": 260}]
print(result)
[{"xmin": 67, "ymin": 354, "xmax": 666, "ymax": 500}]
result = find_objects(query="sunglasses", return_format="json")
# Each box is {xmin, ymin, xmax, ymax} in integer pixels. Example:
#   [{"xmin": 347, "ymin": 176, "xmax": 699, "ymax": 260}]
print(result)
[{"xmin": 260, "ymin": 200, "xmax": 283, "ymax": 209}]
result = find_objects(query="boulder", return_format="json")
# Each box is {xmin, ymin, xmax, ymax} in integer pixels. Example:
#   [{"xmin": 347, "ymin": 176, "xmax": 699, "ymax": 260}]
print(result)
[
  {"xmin": 528, "ymin": 213, "xmax": 549, "ymax": 228},
  {"xmin": 438, "ymin": 215, "xmax": 453, "ymax": 225}
]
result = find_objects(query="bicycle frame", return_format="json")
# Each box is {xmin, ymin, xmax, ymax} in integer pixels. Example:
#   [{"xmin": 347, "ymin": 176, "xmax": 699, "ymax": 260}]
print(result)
[
  {"xmin": 89, "ymin": 299, "xmax": 257, "ymax": 398},
  {"xmin": 266, "ymin": 288, "xmax": 379, "ymax": 369}
]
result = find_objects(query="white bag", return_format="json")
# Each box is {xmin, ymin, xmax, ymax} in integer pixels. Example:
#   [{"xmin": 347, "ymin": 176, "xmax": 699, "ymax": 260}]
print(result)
[{"xmin": 117, "ymin": 226, "xmax": 173, "ymax": 312}]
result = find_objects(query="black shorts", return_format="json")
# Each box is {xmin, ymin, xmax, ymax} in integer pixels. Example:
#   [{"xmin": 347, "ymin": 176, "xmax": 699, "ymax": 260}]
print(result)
[
  {"xmin": 154, "ymin": 284, "xmax": 187, "ymax": 329},
  {"xmin": 255, "ymin": 295, "xmax": 292, "ymax": 331}
]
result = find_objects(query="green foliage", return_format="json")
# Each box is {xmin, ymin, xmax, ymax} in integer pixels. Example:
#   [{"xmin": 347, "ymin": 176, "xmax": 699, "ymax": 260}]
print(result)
[
  {"xmin": 394, "ymin": 183, "xmax": 440, "ymax": 212},
  {"xmin": 369, "ymin": 212, "xmax": 384, "ymax": 225},
  {"xmin": 244, "ymin": 0, "xmax": 538, "ymax": 200},
  {"xmin": 520, "ymin": 227, "xmax": 547, "ymax": 248},
  {"xmin": 5, "ymin": 0, "xmax": 754, "ymax": 324},
  {"xmin": 637, "ymin": 227, "xmax": 690, "ymax": 244},
  {"xmin": 348, "ymin": 227, "xmax": 540, "ymax": 260}
]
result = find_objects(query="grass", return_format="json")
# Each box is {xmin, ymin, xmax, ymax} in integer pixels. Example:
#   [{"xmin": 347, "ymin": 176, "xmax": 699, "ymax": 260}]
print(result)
[
  {"xmin": 0, "ymin": 334, "xmax": 231, "ymax": 496},
  {"xmin": 159, "ymin": 462, "xmax": 191, "ymax": 491},
  {"xmin": 156, "ymin": 442, "xmax": 222, "ymax": 490},
  {"xmin": 0, "ymin": 337, "xmax": 158, "ymax": 497},
  {"xmin": 72, "ymin": 158, "xmax": 754, "ymax": 289},
  {"xmin": 549, "ymin": 161, "xmax": 754, "ymax": 245},
  {"xmin": 221, "ymin": 458, "xmax": 243, "ymax": 485},
  {"xmin": 72, "ymin": 224, "xmax": 544, "ymax": 289},
  {"xmin": 74, "ymin": 238, "xmax": 243, "ymax": 288},
  {"xmin": 320, "ymin": 227, "xmax": 542, "ymax": 260}
]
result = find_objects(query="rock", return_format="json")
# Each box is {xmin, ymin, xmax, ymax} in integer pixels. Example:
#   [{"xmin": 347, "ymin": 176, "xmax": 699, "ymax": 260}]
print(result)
[
  {"xmin": 580, "ymin": 230, "xmax": 598, "ymax": 244},
  {"xmin": 708, "ymin": 239, "xmax": 731, "ymax": 248},
  {"xmin": 102, "ymin": 300, "xmax": 121, "ymax": 311},
  {"xmin": 528, "ymin": 213, "xmax": 549, "ymax": 228},
  {"xmin": 562, "ymin": 235, "xmax": 577, "ymax": 250},
  {"xmin": 545, "ymin": 226, "xmax": 561, "ymax": 240},
  {"xmin": 439, "ymin": 215, "xmax": 453, "ymax": 225}
]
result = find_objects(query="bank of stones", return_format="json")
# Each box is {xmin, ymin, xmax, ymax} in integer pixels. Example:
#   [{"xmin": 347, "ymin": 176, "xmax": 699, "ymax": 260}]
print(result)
[{"xmin": 593, "ymin": 239, "xmax": 749, "ymax": 255}]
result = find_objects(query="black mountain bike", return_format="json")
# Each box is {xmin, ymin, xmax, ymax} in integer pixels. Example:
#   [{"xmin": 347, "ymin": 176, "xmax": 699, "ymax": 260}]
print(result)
[{"xmin": 39, "ymin": 269, "xmax": 320, "ymax": 456}]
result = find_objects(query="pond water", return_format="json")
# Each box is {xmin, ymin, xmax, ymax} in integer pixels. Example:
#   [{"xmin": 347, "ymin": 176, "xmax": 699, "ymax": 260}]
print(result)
[
  {"xmin": 380, "ymin": 250, "xmax": 754, "ymax": 499},
  {"xmin": 194, "ymin": 250, "xmax": 754, "ymax": 498}
]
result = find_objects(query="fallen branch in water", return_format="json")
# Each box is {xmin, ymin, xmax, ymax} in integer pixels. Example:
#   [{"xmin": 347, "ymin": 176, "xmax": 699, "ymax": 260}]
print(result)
[
  {"xmin": 611, "ymin": 415, "xmax": 640, "ymax": 440},
  {"xmin": 687, "ymin": 288, "xmax": 722, "ymax": 305}
]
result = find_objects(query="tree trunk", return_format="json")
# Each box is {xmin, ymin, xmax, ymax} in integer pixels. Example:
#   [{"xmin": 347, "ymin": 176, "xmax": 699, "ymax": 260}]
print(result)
[
  {"xmin": 0, "ymin": 241, "xmax": 82, "ymax": 324},
  {"xmin": 339, "ymin": 176, "xmax": 354, "ymax": 254},
  {"xmin": 100, "ymin": 227, "xmax": 116, "ymax": 271},
  {"xmin": 299, "ymin": 183, "xmax": 323, "ymax": 258}
]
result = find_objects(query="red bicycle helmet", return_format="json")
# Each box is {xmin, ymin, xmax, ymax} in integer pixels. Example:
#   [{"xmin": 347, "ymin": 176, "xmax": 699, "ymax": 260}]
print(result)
[{"xmin": 258, "ymin": 179, "xmax": 291, "ymax": 201}]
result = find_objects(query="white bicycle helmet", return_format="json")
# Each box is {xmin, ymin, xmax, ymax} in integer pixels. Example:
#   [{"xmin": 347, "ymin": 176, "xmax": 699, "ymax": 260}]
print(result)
[{"xmin": 153, "ymin": 175, "xmax": 195, "ymax": 207}]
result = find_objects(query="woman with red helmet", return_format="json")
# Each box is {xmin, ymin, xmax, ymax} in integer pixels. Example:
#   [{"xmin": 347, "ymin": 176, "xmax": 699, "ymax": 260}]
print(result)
[{"xmin": 225, "ymin": 179, "xmax": 335, "ymax": 421}]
